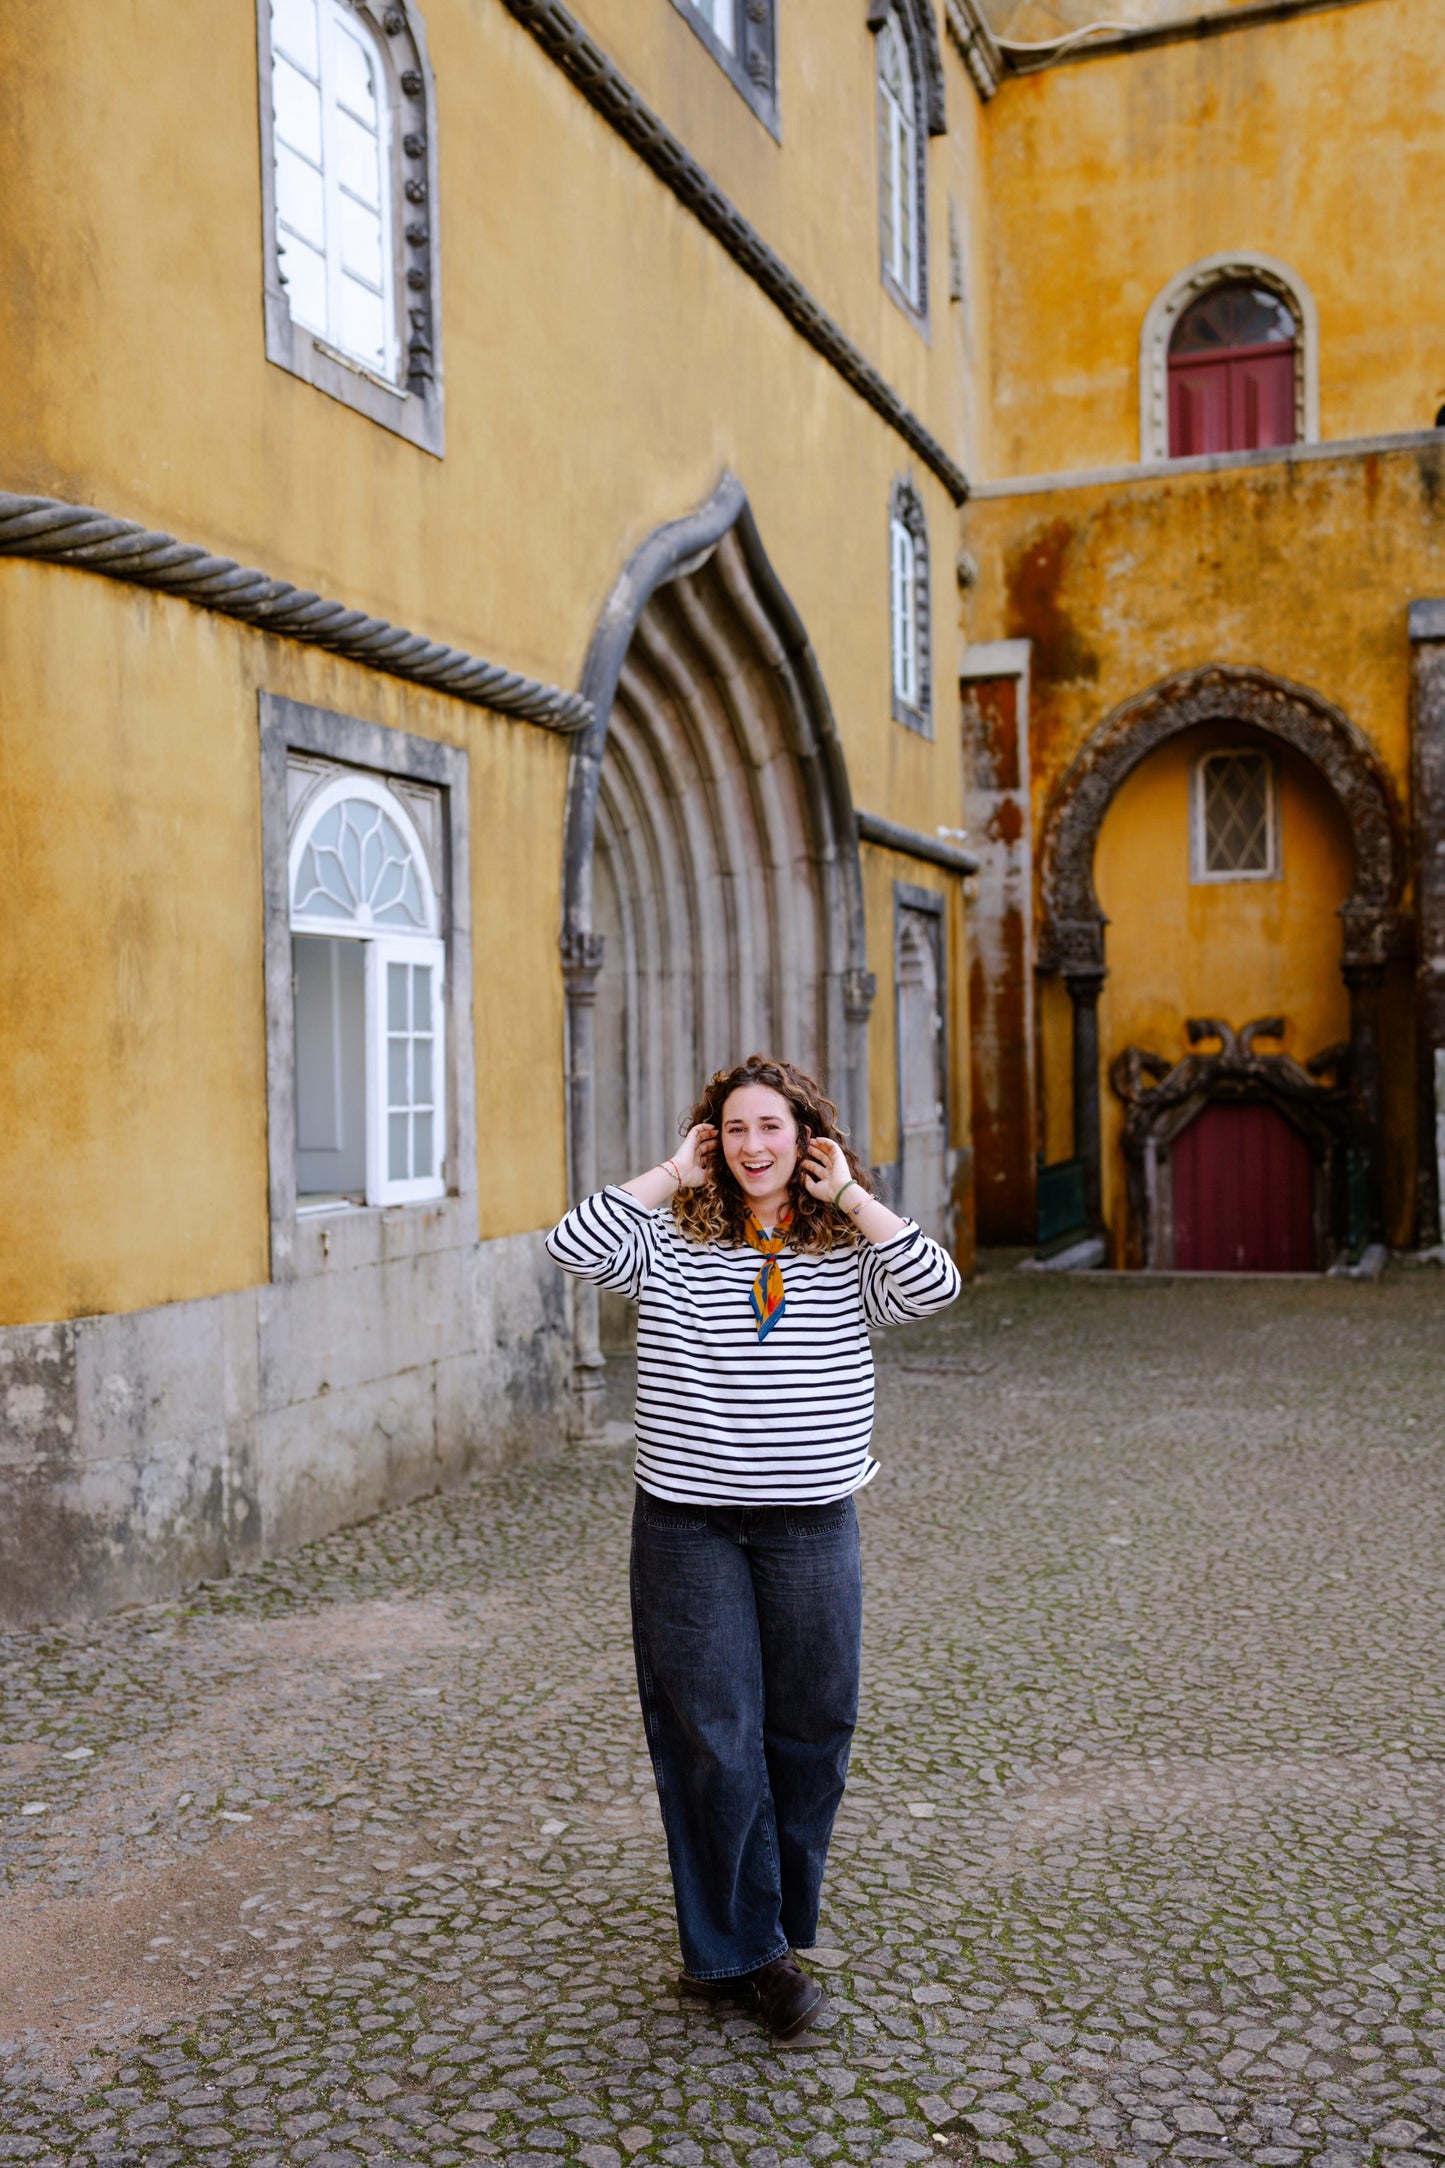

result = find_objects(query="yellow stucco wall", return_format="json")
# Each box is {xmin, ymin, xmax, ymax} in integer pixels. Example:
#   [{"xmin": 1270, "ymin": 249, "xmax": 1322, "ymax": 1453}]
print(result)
[
  {"xmin": 0, "ymin": 0, "xmax": 974, "ymax": 718},
  {"xmin": 967, "ymin": 440, "xmax": 1445, "ymax": 1252},
  {"xmin": 966, "ymin": 443, "xmax": 1445, "ymax": 813},
  {"xmin": 0, "ymin": 560, "xmax": 569, "ymax": 1325},
  {"xmin": 976, "ymin": 0, "xmax": 1445, "ymax": 478},
  {"xmin": 0, "ymin": 0, "xmax": 984, "ymax": 1324},
  {"xmin": 1092, "ymin": 727, "xmax": 1355, "ymax": 1239}
]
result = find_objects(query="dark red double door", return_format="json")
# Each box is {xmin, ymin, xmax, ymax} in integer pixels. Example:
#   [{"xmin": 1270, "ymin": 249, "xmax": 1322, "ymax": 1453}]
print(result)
[{"xmin": 1171, "ymin": 1101, "xmax": 1316, "ymax": 1271}]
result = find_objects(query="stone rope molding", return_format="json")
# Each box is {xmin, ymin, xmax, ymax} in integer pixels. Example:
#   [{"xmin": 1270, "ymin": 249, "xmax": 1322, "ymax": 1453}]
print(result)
[
  {"xmin": 499, "ymin": 0, "xmax": 971, "ymax": 507},
  {"xmin": 0, "ymin": 491, "xmax": 593, "ymax": 734}
]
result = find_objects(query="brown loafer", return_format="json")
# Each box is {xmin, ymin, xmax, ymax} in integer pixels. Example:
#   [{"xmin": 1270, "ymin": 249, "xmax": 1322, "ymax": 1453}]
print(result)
[
  {"xmin": 677, "ymin": 1971, "xmax": 753, "ymax": 2000},
  {"xmin": 750, "ymin": 1952, "xmax": 828, "ymax": 2042}
]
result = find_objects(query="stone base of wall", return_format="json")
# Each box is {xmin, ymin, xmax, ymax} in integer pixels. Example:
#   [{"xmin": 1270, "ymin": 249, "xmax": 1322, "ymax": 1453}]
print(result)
[{"xmin": 0, "ymin": 1228, "xmax": 570, "ymax": 1628}]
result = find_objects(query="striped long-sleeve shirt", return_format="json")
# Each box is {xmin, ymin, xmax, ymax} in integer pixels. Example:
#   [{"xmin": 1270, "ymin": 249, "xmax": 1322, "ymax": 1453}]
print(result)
[{"xmin": 546, "ymin": 1186, "xmax": 962, "ymax": 1503}]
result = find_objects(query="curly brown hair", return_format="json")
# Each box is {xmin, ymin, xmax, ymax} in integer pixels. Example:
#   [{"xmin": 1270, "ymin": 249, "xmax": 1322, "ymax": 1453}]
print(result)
[{"xmin": 670, "ymin": 1054, "xmax": 872, "ymax": 1253}]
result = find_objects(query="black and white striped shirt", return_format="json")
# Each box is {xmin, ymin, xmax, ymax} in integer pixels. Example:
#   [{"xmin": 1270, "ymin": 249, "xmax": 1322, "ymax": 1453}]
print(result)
[{"xmin": 546, "ymin": 1186, "xmax": 962, "ymax": 1503}]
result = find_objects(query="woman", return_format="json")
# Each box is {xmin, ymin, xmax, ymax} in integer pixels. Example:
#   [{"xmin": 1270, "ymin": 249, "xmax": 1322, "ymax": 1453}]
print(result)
[{"xmin": 547, "ymin": 1054, "xmax": 961, "ymax": 2043}]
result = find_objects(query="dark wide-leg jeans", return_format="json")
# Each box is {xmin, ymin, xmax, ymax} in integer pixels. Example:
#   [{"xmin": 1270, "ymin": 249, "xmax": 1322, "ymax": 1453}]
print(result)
[{"xmin": 629, "ymin": 1485, "xmax": 863, "ymax": 1982}]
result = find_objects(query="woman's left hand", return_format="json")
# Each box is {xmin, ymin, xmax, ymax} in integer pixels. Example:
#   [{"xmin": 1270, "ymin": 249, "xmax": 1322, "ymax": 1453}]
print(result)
[{"xmin": 800, "ymin": 1134, "xmax": 852, "ymax": 1202}]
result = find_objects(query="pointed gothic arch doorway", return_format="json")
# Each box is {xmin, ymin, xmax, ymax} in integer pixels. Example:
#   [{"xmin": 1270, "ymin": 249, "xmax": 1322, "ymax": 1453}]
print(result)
[{"xmin": 561, "ymin": 475, "xmax": 875, "ymax": 1431}]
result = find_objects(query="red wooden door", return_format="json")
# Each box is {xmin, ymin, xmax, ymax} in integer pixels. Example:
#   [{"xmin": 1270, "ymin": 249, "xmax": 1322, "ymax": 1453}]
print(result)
[
  {"xmin": 1169, "ymin": 344, "xmax": 1295, "ymax": 456},
  {"xmin": 1171, "ymin": 1102, "xmax": 1316, "ymax": 1271}
]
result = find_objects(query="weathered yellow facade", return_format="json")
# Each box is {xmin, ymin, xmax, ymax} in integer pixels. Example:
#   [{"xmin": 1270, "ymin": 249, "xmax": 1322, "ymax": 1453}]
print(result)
[
  {"xmin": 958, "ymin": 0, "xmax": 1445, "ymax": 1274},
  {"xmin": 5, "ymin": 0, "xmax": 1442, "ymax": 1620},
  {"xmin": 0, "ymin": 0, "xmax": 984, "ymax": 1621}
]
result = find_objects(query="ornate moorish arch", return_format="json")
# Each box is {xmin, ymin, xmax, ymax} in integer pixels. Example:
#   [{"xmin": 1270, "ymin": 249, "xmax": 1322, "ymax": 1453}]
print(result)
[
  {"xmin": 560, "ymin": 474, "xmax": 873, "ymax": 1430},
  {"xmin": 1037, "ymin": 664, "xmax": 1408, "ymax": 1236}
]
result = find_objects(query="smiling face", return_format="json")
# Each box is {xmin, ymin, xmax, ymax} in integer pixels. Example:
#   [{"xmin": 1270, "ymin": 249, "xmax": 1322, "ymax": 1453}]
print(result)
[{"xmin": 719, "ymin": 1082, "xmax": 802, "ymax": 1223}]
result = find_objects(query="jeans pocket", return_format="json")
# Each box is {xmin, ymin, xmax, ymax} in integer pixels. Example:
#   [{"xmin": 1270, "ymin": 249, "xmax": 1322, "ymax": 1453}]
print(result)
[
  {"xmin": 784, "ymin": 1501, "xmax": 852, "ymax": 1537},
  {"xmin": 639, "ymin": 1496, "xmax": 709, "ymax": 1531}
]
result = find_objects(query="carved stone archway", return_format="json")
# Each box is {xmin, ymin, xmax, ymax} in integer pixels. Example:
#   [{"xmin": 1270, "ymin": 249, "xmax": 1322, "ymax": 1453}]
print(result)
[
  {"xmin": 561, "ymin": 474, "xmax": 873, "ymax": 1432},
  {"xmin": 1038, "ymin": 665, "xmax": 1408, "ymax": 1240}
]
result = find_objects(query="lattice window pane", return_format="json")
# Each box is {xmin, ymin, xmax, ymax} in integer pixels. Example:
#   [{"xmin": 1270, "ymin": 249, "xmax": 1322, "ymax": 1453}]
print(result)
[
  {"xmin": 1200, "ymin": 751, "xmax": 1274, "ymax": 876},
  {"xmin": 292, "ymin": 796, "xmax": 429, "ymax": 930}
]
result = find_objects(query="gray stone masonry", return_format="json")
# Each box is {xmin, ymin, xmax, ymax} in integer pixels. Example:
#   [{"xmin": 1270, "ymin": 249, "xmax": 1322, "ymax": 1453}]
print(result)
[{"xmin": 0, "ymin": 1230, "xmax": 569, "ymax": 1626}]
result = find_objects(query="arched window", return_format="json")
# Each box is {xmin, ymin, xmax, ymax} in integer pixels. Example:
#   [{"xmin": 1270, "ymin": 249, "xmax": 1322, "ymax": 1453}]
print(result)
[
  {"xmin": 889, "ymin": 479, "xmax": 931, "ymax": 734},
  {"xmin": 1139, "ymin": 253, "xmax": 1317, "ymax": 463},
  {"xmin": 877, "ymin": 12, "xmax": 921, "ymax": 312},
  {"xmin": 288, "ymin": 774, "xmax": 446, "ymax": 1205},
  {"xmin": 1169, "ymin": 284, "xmax": 1297, "ymax": 458},
  {"xmin": 258, "ymin": 0, "xmax": 444, "ymax": 455}
]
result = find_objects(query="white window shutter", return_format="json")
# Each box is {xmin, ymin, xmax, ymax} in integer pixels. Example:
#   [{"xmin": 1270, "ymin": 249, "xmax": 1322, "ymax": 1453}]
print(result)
[{"xmin": 365, "ymin": 934, "xmax": 447, "ymax": 1205}]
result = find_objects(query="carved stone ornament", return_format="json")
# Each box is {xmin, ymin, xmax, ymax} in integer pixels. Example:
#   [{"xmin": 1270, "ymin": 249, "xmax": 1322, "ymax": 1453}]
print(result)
[
  {"xmin": 1111, "ymin": 1017, "xmax": 1352, "ymax": 1269},
  {"xmin": 1039, "ymin": 666, "xmax": 1407, "ymax": 978},
  {"xmin": 560, "ymin": 927, "xmax": 606, "ymax": 1000},
  {"xmin": 844, "ymin": 966, "xmax": 879, "ymax": 1020}
]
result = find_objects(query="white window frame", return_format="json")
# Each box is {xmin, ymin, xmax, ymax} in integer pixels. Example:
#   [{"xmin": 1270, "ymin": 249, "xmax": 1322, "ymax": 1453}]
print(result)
[
  {"xmin": 878, "ymin": 12, "xmax": 921, "ymax": 312},
  {"xmin": 271, "ymin": 0, "xmax": 398, "ymax": 383},
  {"xmin": 366, "ymin": 933, "xmax": 447, "ymax": 1205},
  {"xmin": 1191, "ymin": 747, "xmax": 1281, "ymax": 884},
  {"xmin": 891, "ymin": 514, "xmax": 918, "ymax": 708},
  {"xmin": 288, "ymin": 771, "xmax": 447, "ymax": 1206},
  {"xmin": 256, "ymin": 0, "xmax": 445, "ymax": 456}
]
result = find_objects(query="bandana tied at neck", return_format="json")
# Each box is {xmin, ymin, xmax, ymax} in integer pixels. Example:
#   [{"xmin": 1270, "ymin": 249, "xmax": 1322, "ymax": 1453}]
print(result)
[{"xmin": 743, "ymin": 1210, "xmax": 792, "ymax": 1340}]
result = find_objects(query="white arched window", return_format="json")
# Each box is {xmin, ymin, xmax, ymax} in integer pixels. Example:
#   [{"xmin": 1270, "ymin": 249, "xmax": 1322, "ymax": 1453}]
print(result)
[
  {"xmin": 889, "ymin": 477, "xmax": 931, "ymax": 733},
  {"xmin": 270, "ymin": 0, "xmax": 397, "ymax": 380},
  {"xmin": 891, "ymin": 513, "xmax": 918, "ymax": 707},
  {"xmin": 877, "ymin": 12, "xmax": 920, "ymax": 311},
  {"xmin": 289, "ymin": 775, "xmax": 446, "ymax": 1206}
]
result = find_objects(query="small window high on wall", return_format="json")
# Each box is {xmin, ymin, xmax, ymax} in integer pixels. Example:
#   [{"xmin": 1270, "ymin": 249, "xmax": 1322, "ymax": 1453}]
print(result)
[
  {"xmin": 289, "ymin": 773, "xmax": 446, "ymax": 1205},
  {"xmin": 1192, "ymin": 749, "xmax": 1279, "ymax": 882},
  {"xmin": 1169, "ymin": 284, "xmax": 1298, "ymax": 458},
  {"xmin": 889, "ymin": 478, "xmax": 931, "ymax": 736}
]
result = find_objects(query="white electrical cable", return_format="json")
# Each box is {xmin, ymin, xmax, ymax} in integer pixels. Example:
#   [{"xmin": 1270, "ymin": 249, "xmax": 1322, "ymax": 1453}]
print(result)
[{"xmin": 993, "ymin": 19, "xmax": 1140, "ymax": 50}]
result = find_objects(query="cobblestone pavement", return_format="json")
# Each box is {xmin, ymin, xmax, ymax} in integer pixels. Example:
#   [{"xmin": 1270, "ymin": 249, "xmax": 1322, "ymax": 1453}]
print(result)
[{"xmin": 3, "ymin": 1267, "xmax": 1444, "ymax": 2168}]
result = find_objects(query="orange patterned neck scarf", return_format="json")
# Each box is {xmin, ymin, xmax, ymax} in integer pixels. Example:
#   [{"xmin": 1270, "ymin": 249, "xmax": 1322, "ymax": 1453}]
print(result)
[{"xmin": 743, "ymin": 1209, "xmax": 792, "ymax": 1340}]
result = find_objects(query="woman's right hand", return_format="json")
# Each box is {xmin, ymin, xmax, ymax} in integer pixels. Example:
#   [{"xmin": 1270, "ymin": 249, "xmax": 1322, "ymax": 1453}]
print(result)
[{"xmin": 670, "ymin": 1122, "xmax": 717, "ymax": 1187}]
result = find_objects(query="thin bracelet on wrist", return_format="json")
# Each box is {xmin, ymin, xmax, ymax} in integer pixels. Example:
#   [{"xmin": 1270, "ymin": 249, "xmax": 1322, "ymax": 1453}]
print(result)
[
  {"xmin": 662, "ymin": 1158, "xmax": 683, "ymax": 1188},
  {"xmin": 832, "ymin": 1177, "xmax": 859, "ymax": 1211}
]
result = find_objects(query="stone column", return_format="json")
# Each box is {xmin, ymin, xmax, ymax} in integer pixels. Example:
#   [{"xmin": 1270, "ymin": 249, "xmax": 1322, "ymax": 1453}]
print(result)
[
  {"xmin": 1065, "ymin": 968, "xmax": 1106, "ymax": 1231},
  {"xmin": 843, "ymin": 965, "xmax": 877, "ymax": 1164},
  {"xmin": 1410, "ymin": 602, "xmax": 1445, "ymax": 1247},
  {"xmin": 561, "ymin": 926, "xmax": 607, "ymax": 1442},
  {"xmin": 1342, "ymin": 958, "xmax": 1386, "ymax": 1243}
]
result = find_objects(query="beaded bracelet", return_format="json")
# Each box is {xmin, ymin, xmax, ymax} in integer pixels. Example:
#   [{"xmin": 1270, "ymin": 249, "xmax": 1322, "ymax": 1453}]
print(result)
[
  {"xmin": 663, "ymin": 1159, "xmax": 683, "ymax": 1187},
  {"xmin": 832, "ymin": 1177, "xmax": 860, "ymax": 1211}
]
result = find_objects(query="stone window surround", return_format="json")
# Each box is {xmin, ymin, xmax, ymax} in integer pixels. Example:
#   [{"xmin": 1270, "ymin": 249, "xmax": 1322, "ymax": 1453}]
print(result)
[
  {"xmin": 670, "ymin": 0, "xmax": 779, "ymax": 137},
  {"xmin": 254, "ymin": 0, "xmax": 445, "ymax": 457},
  {"xmin": 1140, "ymin": 250, "xmax": 1319, "ymax": 464},
  {"xmin": 889, "ymin": 474, "xmax": 933, "ymax": 737},
  {"xmin": 868, "ymin": 0, "xmax": 948, "ymax": 332},
  {"xmin": 260, "ymin": 691, "xmax": 475, "ymax": 1282},
  {"xmin": 887, "ymin": 878, "xmax": 950, "ymax": 1210}
]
